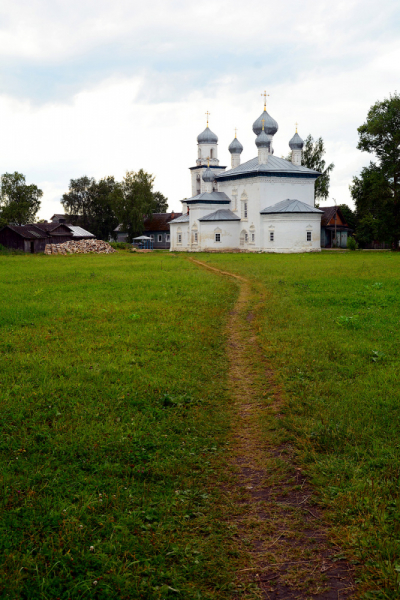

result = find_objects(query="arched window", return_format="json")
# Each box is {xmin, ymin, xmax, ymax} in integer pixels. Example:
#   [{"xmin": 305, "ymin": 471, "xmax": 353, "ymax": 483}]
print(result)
[
  {"xmin": 198, "ymin": 147, "xmax": 201, "ymax": 159},
  {"xmin": 210, "ymin": 148, "xmax": 213, "ymax": 158}
]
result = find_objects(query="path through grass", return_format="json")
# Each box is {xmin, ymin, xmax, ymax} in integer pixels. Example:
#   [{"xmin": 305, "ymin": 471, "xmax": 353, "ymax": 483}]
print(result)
[{"xmin": 202, "ymin": 251, "xmax": 400, "ymax": 599}]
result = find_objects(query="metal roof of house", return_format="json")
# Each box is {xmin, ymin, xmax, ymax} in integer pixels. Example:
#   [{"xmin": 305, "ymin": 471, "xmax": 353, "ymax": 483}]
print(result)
[
  {"xmin": 67, "ymin": 225, "xmax": 95, "ymax": 238},
  {"xmin": 260, "ymin": 199, "xmax": 323, "ymax": 214},
  {"xmin": 185, "ymin": 191, "xmax": 231, "ymax": 204},
  {"xmin": 170, "ymin": 214, "xmax": 190, "ymax": 223},
  {"xmin": 199, "ymin": 209, "xmax": 241, "ymax": 222},
  {"xmin": 215, "ymin": 155, "xmax": 320, "ymax": 180}
]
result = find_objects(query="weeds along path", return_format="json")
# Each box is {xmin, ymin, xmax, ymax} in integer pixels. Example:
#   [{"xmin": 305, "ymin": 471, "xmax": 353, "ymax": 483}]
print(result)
[{"xmin": 190, "ymin": 259, "xmax": 354, "ymax": 600}]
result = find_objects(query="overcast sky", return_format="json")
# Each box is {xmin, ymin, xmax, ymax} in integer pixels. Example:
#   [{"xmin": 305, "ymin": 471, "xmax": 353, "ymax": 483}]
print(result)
[{"xmin": 0, "ymin": 0, "xmax": 399, "ymax": 218}]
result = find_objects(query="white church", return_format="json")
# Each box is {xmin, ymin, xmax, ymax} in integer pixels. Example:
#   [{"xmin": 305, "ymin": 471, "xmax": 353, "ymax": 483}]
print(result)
[{"xmin": 169, "ymin": 97, "xmax": 323, "ymax": 253}]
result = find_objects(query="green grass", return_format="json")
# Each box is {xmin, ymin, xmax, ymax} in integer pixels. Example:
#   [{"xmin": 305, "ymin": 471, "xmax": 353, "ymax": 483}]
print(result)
[
  {"xmin": 0, "ymin": 252, "xmax": 239, "ymax": 599},
  {"xmin": 3, "ymin": 250, "xmax": 400, "ymax": 599},
  {"xmin": 203, "ymin": 251, "xmax": 400, "ymax": 599}
]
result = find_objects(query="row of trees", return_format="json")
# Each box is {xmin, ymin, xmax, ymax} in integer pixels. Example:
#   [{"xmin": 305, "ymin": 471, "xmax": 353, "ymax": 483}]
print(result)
[
  {"xmin": 60, "ymin": 171, "xmax": 168, "ymax": 241},
  {"xmin": 0, "ymin": 170, "xmax": 168, "ymax": 242},
  {"xmin": 349, "ymin": 92, "xmax": 400, "ymax": 247}
]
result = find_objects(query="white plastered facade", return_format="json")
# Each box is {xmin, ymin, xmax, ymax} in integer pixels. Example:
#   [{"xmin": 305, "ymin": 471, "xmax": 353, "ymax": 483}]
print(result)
[{"xmin": 170, "ymin": 112, "xmax": 323, "ymax": 253}]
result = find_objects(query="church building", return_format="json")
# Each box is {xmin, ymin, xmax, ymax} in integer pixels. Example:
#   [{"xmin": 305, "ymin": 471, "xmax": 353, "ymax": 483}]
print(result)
[{"xmin": 170, "ymin": 96, "xmax": 323, "ymax": 253}]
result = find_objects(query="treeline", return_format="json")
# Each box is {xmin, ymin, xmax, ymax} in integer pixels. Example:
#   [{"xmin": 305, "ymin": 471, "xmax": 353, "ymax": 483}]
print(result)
[
  {"xmin": 347, "ymin": 92, "xmax": 400, "ymax": 248},
  {"xmin": 0, "ymin": 169, "xmax": 168, "ymax": 242}
]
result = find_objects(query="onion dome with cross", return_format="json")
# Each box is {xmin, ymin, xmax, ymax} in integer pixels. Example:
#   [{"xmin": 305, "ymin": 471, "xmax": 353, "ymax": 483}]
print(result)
[
  {"xmin": 228, "ymin": 129, "xmax": 243, "ymax": 154},
  {"xmin": 197, "ymin": 111, "xmax": 218, "ymax": 144},
  {"xmin": 253, "ymin": 91, "xmax": 278, "ymax": 136},
  {"xmin": 202, "ymin": 161, "xmax": 216, "ymax": 182},
  {"xmin": 289, "ymin": 124, "xmax": 304, "ymax": 149}
]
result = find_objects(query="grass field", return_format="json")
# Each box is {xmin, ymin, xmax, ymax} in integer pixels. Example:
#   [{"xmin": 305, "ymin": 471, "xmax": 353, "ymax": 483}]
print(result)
[
  {"xmin": 203, "ymin": 251, "xmax": 400, "ymax": 599},
  {"xmin": 0, "ymin": 252, "xmax": 239, "ymax": 599},
  {"xmin": 1, "ymin": 250, "xmax": 400, "ymax": 599}
]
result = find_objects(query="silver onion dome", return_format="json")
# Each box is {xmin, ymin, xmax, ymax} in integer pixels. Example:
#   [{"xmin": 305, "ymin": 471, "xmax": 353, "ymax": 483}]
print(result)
[
  {"xmin": 228, "ymin": 137, "xmax": 243, "ymax": 154},
  {"xmin": 289, "ymin": 131, "xmax": 304, "ymax": 150},
  {"xmin": 197, "ymin": 127, "xmax": 218, "ymax": 144},
  {"xmin": 202, "ymin": 167, "xmax": 216, "ymax": 182},
  {"xmin": 255, "ymin": 130, "xmax": 272, "ymax": 148},
  {"xmin": 252, "ymin": 109, "xmax": 278, "ymax": 136}
]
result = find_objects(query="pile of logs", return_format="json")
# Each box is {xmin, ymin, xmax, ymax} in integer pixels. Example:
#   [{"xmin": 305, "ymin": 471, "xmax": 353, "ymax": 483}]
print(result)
[{"xmin": 44, "ymin": 239, "xmax": 116, "ymax": 255}]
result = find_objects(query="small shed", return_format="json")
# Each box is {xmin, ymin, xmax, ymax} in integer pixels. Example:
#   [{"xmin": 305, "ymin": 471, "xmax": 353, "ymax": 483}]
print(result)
[
  {"xmin": 321, "ymin": 207, "xmax": 352, "ymax": 248},
  {"xmin": 0, "ymin": 225, "xmax": 49, "ymax": 253}
]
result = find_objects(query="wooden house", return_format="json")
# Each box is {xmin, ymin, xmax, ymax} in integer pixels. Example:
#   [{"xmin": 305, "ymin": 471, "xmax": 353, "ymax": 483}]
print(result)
[
  {"xmin": 321, "ymin": 207, "xmax": 352, "ymax": 248},
  {"xmin": 0, "ymin": 222, "xmax": 95, "ymax": 253},
  {"xmin": 0, "ymin": 225, "xmax": 53, "ymax": 253},
  {"xmin": 114, "ymin": 212, "xmax": 182, "ymax": 249}
]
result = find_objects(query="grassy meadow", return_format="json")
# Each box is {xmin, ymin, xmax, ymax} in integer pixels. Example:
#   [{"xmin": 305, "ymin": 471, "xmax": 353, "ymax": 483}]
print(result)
[
  {"xmin": 203, "ymin": 251, "xmax": 400, "ymax": 599},
  {"xmin": 2, "ymin": 249, "xmax": 400, "ymax": 599},
  {"xmin": 0, "ymin": 252, "xmax": 239, "ymax": 599}
]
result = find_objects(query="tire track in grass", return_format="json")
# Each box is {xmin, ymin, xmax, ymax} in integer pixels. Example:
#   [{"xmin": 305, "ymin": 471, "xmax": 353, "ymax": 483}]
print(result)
[{"xmin": 190, "ymin": 258, "xmax": 355, "ymax": 600}]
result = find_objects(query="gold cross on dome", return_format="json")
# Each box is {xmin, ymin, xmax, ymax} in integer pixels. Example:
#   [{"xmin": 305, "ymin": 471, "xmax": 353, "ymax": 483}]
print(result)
[
  {"xmin": 261, "ymin": 118, "xmax": 265, "ymax": 131},
  {"xmin": 261, "ymin": 90, "xmax": 269, "ymax": 108},
  {"xmin": 295, "ymin": 121, "xmax": 298, "ymax": 133},
  {"xmin": 205, "ymin": 111, "xmax": 210, "ymax": 126},
  {"xmin": 234, "ymin": 127, "xmax": 238, "ymax": 138},
  {"xmin": 206, "ymin": 156, "xmax": 210, "ymax": 167}
]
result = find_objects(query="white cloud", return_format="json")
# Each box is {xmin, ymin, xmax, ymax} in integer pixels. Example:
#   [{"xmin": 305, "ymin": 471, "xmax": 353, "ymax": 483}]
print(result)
[{"xmin": 0, "ymin": 0, "xmax": 399, "ymax": 218}]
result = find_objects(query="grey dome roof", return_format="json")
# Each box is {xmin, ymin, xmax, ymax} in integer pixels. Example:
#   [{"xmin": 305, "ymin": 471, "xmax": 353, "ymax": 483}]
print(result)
[
  {"xmin": 255, "ymin": 130, "xmax": 272, "ymax": 148},
  {"xmin": 197, "ymin": 127, "xmax": 218, "ymax": 144},
  {"xmin": 252, "ymin": 109, "xmax": 278, "ymax": 136},
  {"xmin": 289, "ymin": 132, "xmax": 304, "ymax": 150},
  {"xmin": 202, "ymin": 167, "xmax": 216, "ymax": 182},
  {"xmin": 228, "ymin": 137, "xmax": 243, "ymax": 154}
]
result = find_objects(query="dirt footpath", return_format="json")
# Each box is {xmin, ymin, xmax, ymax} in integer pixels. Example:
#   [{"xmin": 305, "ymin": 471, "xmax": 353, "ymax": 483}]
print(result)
[{"xmin": 191, "ymin": 258, "xmax": 355, "ymax": 600}]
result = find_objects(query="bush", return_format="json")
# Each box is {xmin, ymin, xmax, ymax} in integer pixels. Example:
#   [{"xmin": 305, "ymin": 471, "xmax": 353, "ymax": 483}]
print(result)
[
  {"xmin": 347, "ymin": 236, "xmax": 359, "ymax": 251},
  {"xmin": 109, "ymin": 242, "xmax": 131, "ymax": 250}
]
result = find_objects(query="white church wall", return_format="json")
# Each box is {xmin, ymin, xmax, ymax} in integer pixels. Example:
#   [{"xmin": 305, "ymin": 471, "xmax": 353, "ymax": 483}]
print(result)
[
  {"xmin": 260, "ymin": 213, "xmax": 321, "ymax": 253},
  {"xmin": 261, "ymin": 178, "xmax": 315, "ymax": 208},
  {"xmin": 199, "ymin": 221, "xmax": 240, "ymax": 251},
  {"xmin": 170, "ymin": 223, "xmax": 190, "ymax": 251}
]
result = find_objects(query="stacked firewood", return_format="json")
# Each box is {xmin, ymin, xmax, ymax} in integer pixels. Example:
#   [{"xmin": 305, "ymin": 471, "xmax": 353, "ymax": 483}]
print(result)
[{"xmin": 44, "ymin": 239, "xmax": 116, "ymax": 255}]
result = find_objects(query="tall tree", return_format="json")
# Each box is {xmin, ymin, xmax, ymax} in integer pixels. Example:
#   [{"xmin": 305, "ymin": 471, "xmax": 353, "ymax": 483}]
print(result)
[
  {"xmin": 355, "ymin": 92, "xmax": 400, "ymax": 246},
  {"xmin": 61, "ymin": 176, "xmax": 94, "ymax": 229},
  {"xmin": 0, "ymin": 172, "xmax": 43, "ymax": 226},
  {"xmin": 302, "ymin": 135, "xmax": 335, "ymax": 203},
  {"xmin": 61, "ymin": 176, "xmax": 119, "ymax": 240},
  {"xmin": 338, "ymin": 204, "xmax": 357, "ymax": 231},
  {"xmin": 111, "ymin": 169, "xmax": 155, "ymax": 242},
  {"xmin": 350, "ymin": 162, "xmax": 394, "ymax": 246},
  {"xmin": 152, "ymin": 191, "xmax": 168, "ymax": 213}
]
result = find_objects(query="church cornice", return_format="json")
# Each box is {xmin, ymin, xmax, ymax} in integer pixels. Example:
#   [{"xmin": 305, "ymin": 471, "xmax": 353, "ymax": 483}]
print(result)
[
  {"xmin": 216, "ymin": 171, "xmax": 319, "ymax": 182},
  {"xmin": 189, "ymin": 165, "xmax": 227, "ymax": 171}
]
